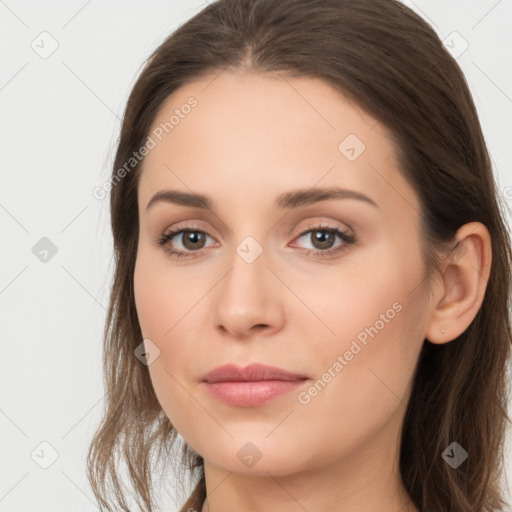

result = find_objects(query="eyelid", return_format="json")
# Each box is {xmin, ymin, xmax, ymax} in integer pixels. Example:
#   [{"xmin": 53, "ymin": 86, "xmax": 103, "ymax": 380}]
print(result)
[
  {"xmin": 159, "ymin": 218, "xmax": 351, "ymax": 243},
  {"xmin": 155, "ymin": 217, "xmax": 356, "ymax": 258},
  {"xmin": 290, "ymin": 218, "xmax": 352, "ymax": 238}
]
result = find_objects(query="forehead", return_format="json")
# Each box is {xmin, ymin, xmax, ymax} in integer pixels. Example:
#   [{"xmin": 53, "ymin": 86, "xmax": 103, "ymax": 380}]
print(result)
[{"xmin": 137, "ymin": 70, "xmax": 419, "ymax": 218}]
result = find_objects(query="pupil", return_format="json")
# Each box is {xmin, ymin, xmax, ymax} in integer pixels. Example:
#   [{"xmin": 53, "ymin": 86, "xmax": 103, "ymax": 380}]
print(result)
[
  {"xmin": 184, "ymin": 231, "xmax": 204, "ymax": 249},
  {"xmin": 313, "ymin": 230, "xmax": 334, "ymax": 249}
]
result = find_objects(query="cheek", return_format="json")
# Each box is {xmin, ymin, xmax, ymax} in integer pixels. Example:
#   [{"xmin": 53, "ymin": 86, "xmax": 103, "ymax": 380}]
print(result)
[
  {"xmin": 293, "ymin": 250, "xmax": 425, "ymax": 411},
  {"xmin": 286, "ymin": 261, "xmax": 410, "ymax": 359},
  {"xmin": 291, "ymin": 294, "xmax": 422, "ymax": 468},
  {"xmin": 133, "ymin": 247, "xmax": 198, "ymax": 337},
  {"xmin": 133, "ymin": 250, "xmax": 209, "ymax": 435}
]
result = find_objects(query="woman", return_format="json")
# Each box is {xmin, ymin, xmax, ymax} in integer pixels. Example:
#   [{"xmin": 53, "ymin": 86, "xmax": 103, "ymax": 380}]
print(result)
[{"xmin": 86, "ymin": 0, "xmax": 512, "ymax": 511}]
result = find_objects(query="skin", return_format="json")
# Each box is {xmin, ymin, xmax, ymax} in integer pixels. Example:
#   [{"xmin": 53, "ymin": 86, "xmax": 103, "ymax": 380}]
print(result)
[{"xmin": 133, "ymin": 70, "xmax": 492, "ymax": 512}]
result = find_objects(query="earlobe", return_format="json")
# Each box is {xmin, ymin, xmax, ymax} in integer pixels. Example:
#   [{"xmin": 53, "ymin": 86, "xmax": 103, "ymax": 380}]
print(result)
[{"xmin": 424, "ymin": 222, "xmax": 492, "ymax": 345}]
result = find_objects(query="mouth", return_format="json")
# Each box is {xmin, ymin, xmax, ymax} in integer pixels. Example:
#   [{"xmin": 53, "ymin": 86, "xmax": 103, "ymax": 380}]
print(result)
[
  {"xmin": 201, "ymin": 363, "xmax": 309, "ymax": 407},
  {"xmin": 202, "ymin": 379, "xmax": 308, "ymax": 407},
  {"xmin": 201, "ymin": 362, "xmax": 309, "ymax": 383}
]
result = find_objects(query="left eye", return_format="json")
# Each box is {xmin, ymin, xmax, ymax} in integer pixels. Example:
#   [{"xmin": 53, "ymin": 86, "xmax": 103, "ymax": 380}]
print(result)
[
  {"xmin": 155, "ymin": 225, "xmax": 355, "ymax": 259},
  {"xmin": 292, "ymin": 227, "xmax": 355, "ymax": 255}
]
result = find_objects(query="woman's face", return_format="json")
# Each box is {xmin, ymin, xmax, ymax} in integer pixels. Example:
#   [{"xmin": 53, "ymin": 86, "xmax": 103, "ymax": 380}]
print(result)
[{"xmin": 134, "ymin": 71, "xmax": 432, "ymax": 475}]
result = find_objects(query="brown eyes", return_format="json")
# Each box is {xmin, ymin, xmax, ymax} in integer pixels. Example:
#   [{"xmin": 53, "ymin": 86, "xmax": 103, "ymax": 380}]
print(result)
[{"xmin": 154, "ymin": 223, "xmax": 355, "ymax": 260}]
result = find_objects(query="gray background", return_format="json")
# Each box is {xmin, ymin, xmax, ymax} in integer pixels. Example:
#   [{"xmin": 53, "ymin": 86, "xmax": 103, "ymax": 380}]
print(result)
[{"xmin": 1, "ymin": 0, "xmax": 511, "ymax": 510}]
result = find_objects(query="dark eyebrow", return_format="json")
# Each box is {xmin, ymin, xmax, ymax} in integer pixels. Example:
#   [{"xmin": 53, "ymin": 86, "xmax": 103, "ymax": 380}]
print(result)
[
  {"xmin": 146, "ymin": 190, "xmax": 212, "ymax": 211},
  {"xmin": 145, "ymin": 186, "xmax": 378, "ymax": 211},
  {"xmin": 276, "ymin": 187, "xmax": 378, "ymax": 209}
]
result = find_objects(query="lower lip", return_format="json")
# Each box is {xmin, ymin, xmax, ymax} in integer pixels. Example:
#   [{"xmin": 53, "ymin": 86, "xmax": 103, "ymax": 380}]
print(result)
[{"xmin": 203, "ymin": 379, "xmax": 307, "ymax": 407}]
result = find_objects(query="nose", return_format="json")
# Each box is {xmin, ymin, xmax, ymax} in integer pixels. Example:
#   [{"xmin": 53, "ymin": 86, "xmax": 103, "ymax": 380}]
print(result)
[{"xmin": 212, "ymin": 242, "xmax": 285, "ymax": 340}]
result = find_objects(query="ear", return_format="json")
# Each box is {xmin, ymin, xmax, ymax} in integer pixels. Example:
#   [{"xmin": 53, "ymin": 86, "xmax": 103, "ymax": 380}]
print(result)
[{"xmin": 425, "ymin": 222, "xmax": 492, "ymax": 344}]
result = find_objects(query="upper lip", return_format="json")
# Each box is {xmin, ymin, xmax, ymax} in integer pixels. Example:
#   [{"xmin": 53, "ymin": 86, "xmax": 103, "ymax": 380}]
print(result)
[{"xmin": 202, "ymin": 363, "xmax": 308, "ymax": 383}]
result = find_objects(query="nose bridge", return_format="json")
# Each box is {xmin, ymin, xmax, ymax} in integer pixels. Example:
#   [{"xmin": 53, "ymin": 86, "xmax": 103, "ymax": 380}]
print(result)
[
  {"xmin": 235, "ymin": 234, "xmax": 266, "ymax": 266},
  {"xmin": 212, "ymin": 230, "xmax": 284, "ymax": 337},
  {"xmin": 224, "ymin": 232, "xmax": 269, "ymax": 301}
]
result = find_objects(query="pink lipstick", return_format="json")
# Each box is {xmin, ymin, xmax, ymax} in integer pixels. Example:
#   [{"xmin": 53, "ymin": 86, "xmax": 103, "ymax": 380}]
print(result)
[{"xmin": 201, "ymin": 363, "xmax": 309, "ymax": 407}]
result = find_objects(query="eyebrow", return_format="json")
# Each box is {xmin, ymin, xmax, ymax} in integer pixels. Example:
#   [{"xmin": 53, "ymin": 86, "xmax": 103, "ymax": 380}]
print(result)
[{"xmin": 145, "ymin": 186, "xmax": 379, "ymax": 211}]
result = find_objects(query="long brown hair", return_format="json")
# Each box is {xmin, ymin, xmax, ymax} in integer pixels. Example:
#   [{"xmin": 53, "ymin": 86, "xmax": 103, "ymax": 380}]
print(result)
[{"xmin": 86, "ymin": 1, "xmax": 512, "ymax": 510}]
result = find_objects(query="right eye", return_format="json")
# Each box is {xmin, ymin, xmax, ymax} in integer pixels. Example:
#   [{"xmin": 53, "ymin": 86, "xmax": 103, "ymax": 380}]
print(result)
[{"xmin": 156, "ymin": 227, "xmax": 217, "ymax": 259}]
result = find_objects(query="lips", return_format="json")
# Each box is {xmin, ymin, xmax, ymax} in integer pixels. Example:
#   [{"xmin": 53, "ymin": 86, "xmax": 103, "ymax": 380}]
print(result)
[
  {"xmin": 201, "ymin": 363, "xmax": 309, "ymax": 407},
  {"xmin": 201, "ymin": 362, "xmax": 308, "ymax": 383}
]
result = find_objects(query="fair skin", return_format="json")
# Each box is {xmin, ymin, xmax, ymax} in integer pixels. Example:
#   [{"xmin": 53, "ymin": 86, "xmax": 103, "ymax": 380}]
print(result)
[{"xmin": 133, "ymin": 70, "xmax": 491, "ymax": 512}]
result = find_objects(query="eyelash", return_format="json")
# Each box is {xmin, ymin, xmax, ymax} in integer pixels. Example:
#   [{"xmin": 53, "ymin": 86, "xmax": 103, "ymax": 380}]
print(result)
[{"xmin": 154, "ymin": 222, "xmax": 356, "ymax": 260}]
